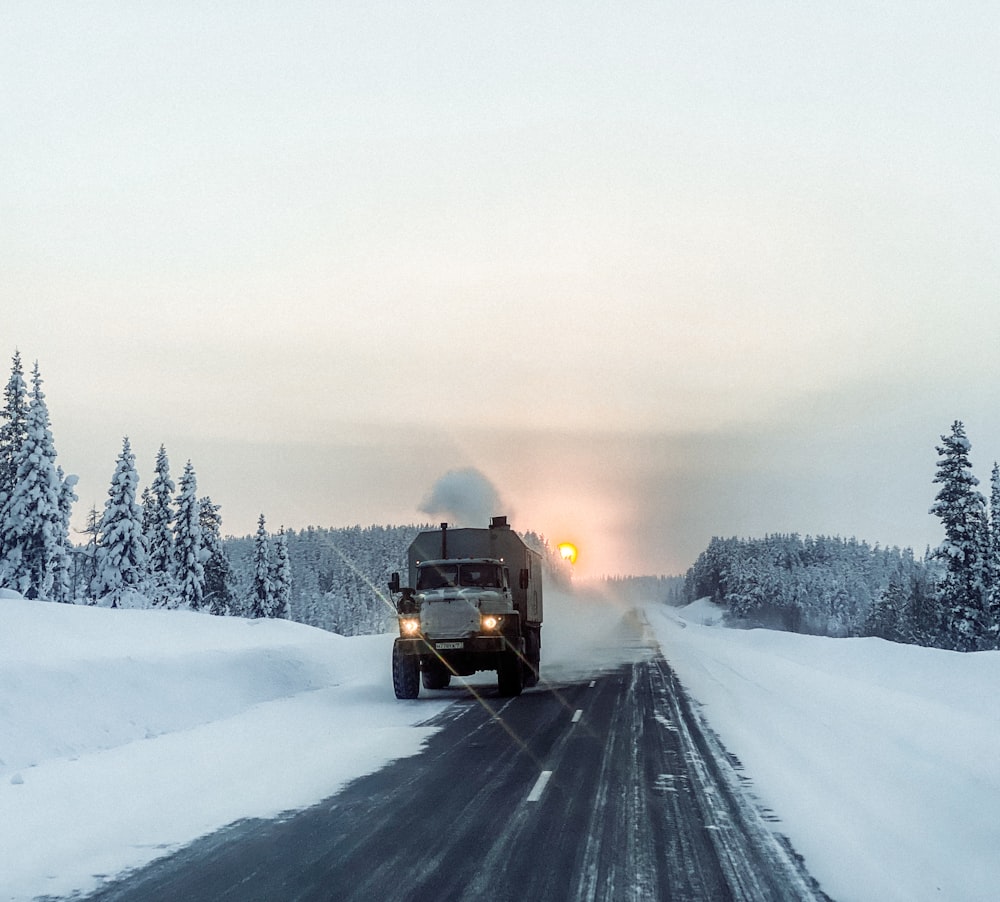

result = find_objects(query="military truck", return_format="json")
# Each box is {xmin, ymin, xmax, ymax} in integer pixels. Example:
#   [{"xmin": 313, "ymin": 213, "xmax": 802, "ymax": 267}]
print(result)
[{"xmin": 388, "ymin": 516, "xmax": 543, "ymax": 699}]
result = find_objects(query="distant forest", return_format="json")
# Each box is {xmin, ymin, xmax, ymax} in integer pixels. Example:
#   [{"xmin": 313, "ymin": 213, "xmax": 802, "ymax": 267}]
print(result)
[
  {"xmin": 1, "ymin": 351, "xmax": 996, "ymax": 651},
  {"xmin": 684, "ymin": 421, "xmax": 1000, "ymax": 652}
]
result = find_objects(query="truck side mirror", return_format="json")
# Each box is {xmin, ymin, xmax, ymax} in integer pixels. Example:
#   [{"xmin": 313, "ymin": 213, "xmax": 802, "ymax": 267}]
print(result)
[
  {"xmin": 388, "ymin": 572, "xmax": 400, "ymax": 593},
  {"xmin": 519, "ymin": 568, "xmax": 529, "ymax": 590}
]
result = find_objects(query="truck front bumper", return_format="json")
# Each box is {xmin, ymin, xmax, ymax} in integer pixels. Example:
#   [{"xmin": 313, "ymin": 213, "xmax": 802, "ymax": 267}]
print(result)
[{"xmin": 395, "ymin": 635, "xmax": 519, "ymax": 657}]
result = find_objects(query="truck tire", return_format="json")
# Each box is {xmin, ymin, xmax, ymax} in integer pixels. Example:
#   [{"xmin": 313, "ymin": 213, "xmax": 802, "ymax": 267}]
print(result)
[
  {"xmin": 392, "ymin": 641, "xmax": 420, "ymax": 699},
  {"xmin": 422, "ymin": 661, "xmax": 452, "ymax": 690},
  {"xmin": 497, "ymin": 651, "xmax": 523, "ymax": 697}
]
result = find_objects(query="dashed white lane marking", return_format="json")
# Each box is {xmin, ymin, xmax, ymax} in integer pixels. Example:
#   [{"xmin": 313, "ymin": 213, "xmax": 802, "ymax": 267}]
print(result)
[
  {"xmin": 572, "ymin": 709, "xmax": 583, "ymax": 724},
  {"xmin": 527, "ymin": 770, "xmax": 553, "ymax": 803},
  {"xmin": 588, "ymin": 680, "xmax": 596, "ymax": 688}
]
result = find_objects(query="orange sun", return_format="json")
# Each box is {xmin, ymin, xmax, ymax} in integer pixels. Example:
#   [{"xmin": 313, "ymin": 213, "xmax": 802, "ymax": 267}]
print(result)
[{"xmin": 558, "ymin": 542, "xmax": 578, "ymax": 565}]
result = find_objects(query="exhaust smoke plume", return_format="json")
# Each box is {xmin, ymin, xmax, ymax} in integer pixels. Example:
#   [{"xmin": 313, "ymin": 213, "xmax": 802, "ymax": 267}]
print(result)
[{"xmin": 419, "ymin": 468, "xmax": 504, "ymax": 527}]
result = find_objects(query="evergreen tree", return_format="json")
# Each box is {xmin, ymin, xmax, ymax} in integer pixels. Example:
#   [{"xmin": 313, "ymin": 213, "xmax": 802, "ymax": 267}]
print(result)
[
  {"xmin": 172, "ymin": 460, "xmax": 204, "ymax": 610},
  {"xmin": 248, "ymin": 513, "xmax": 271, "ymax": 618},
  {"xmin": 143, "ymin": 445, "xmax": 176, "ymax": 602},
  {"xmin": 199, "ymin": 496, "xmax": 235, "ymax": 615},
  {"xmin": 988, "ymin": 463, "xmax": 1000, "ymax": 648},
  {"xmin": 0, "ymin": 363, "xmax": 70, "ymax": 599},
  {"xmin": 270, "ymin": 527, "xmax": 292, "ymax": 619},
  {"xmin": 93, "ymin": 437, "xmax": 148, "ymax": 606},
  {"xmin": 866, "ymin": 568, "xmax": 907, "ymax": 642},
  {"xmin": 0, "ymin": 350, "xmax": 29, "ymax": 515},
  {"xmin": 929, "ymin": 421, "xmax": 991, "ymax": 650},
  {"xmin": 78, "ymin": 504, "xmax": 101, "ymax": 603},
  {"xmin": 54, "ymin": 466, "xmax": 79, "ymax": 602},
  {"xmin": 904, "ymin": 561, "xmax": 940, "ymax": 646}
]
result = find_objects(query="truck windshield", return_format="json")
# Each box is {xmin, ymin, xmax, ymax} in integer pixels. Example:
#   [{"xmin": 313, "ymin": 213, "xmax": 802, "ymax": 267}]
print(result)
[
  {"xmin": 417, "ymin": 565, "xmax": 459, "ymax": 590},
  {"xmin": 459, "ymin": 564, "xmax": 503, "ymax": 588},
  {"xmin": 416, "ymin": 563, "xmax": 503, "ymax": 590}
]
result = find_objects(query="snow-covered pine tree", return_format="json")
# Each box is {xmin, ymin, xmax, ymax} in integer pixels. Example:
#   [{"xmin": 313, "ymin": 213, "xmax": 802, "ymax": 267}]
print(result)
[
  {"xmin": 248, "ymin": 513, "xmax": 272, "ymax": 618},
  {"xmin": 929, "ymin": 421, "xmax": 991, "ymax": 651},
  {"xmin": 143, "ymin": 445, "xmax": 176, "ymax": 605},
  {"xmin": 988, "ymin": 463, "xmax": 1000, "ymax": 649},
  {"xmin": 199, "ymin": 496, "xmax": 235, "ymax": 615},
  {"xmin": 79, "ymin": 504, "xmax": 101, "ymax": 603},
  {"xmin": 0, "ymin": 350, "xmax": 29, "ymax": 516},
  {"xmin": 904, "ymin": 557, "xmax": 940, "ymax": 647},
  {"xmin": 866, "ymin": 568, "xmax": 908, "ymax": 642},
  {"xmin": 0, "ymin": 363, "xmax": 70, "ymax": 599},
  {"xmin": 270, "ymin": 527, "xmax": 292, "ymax": 619},
  {"xmin": 172, "ymin": 460, "xmax": 204, "ymax": 610},
  {"xmin": 54, "ymin": 466, "xmax": 79, "ymax": 602},
  {"xmin": 93, "ymin": 437, "xmax": 149, "ymax": 607}
]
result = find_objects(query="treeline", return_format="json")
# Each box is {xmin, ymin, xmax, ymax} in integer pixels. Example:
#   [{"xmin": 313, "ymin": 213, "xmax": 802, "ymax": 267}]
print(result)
[
  {"xmin": 684, "ymin": 534, "xmax": 932, "ymax": 639},
  {"xmin": 684, "ymin": 420, "xmax": 1000, "ymax": 652}
]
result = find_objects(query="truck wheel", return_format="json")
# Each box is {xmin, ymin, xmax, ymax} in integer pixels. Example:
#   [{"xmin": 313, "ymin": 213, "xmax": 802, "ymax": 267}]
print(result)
[
  {"xmin": 392, "ymin": 641, "xmax": 420, "ymax": 699},
  {"xmin": 497, "ymin": 651, "xmax": 523, "ymax": 697},
  {"xmin": 422, "ymin": 661, "xmax": 452, "ymax": 690}
]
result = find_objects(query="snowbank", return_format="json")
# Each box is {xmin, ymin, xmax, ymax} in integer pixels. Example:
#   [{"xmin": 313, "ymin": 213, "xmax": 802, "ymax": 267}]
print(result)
[
  {"xmin": 0, "ymin": 598, "xmax": 450, "ymax": 902},
  {"xmin": 647, "ymin": 600, "xmax": 1000, "ymax": 902}
]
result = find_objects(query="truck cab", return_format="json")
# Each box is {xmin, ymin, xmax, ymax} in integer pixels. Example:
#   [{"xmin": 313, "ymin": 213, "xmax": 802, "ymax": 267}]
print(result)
[{"xmin": 413, "ymin": 558, "xmax": 513, "ymax": 638}]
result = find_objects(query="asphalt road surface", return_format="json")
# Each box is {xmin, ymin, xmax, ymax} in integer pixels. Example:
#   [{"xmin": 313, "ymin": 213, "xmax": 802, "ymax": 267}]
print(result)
[{"xmin": 82, "ymin": 623, "xmax": 830, "ymax": 902}]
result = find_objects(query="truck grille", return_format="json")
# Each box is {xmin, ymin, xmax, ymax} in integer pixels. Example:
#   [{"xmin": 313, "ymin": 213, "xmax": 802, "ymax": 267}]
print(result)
[{"xmin": 421, "ymin": 599, "xmax": 479, "ymax": 639}]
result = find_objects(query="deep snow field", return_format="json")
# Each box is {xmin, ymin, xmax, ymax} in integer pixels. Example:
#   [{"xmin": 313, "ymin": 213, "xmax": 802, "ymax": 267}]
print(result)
[{"xmin": 2, "ymin": 587, "xmax": 998, "ymax": 902}]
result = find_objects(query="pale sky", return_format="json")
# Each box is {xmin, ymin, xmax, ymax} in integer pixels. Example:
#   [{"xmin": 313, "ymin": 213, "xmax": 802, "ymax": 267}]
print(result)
[{"xmin": 3, "ymin": 2, "xmax": 999, "ymax": 576}]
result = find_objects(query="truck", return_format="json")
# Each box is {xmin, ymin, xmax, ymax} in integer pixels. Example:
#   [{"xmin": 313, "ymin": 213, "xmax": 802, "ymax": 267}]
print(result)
[{"xmin": 388, "ymin": 516, "xmax": 543, "ymax": 699}]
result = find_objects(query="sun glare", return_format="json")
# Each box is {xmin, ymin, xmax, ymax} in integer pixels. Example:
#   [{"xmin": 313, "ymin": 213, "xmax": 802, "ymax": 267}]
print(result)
[{"xmin": 558, "ymin": 542, "xmax": 578, "ymax": 565}]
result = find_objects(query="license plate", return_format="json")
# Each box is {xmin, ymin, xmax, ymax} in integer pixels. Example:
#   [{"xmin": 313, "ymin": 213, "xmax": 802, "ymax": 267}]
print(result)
[{"xmin": 435, "ymin": 641, "xmax": 463, "ymax": 650}]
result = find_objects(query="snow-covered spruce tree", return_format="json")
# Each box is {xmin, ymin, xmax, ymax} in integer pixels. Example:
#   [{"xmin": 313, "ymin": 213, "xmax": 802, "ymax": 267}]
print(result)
[
  {"xmin": 172, "ymin": 460, "xmax": 205, "ymax": 610},
  {"xmin": 988, "ymin": 463, "xmax": 1000, "ymax": 649},
  {"xmin": 92, "ymin": 437, "xmax": 149, "ymax": 607},
  {"xmin": 0, "ymin": 350, "xmax": 29, "ymax": 518},
  {"xmin": 0, "ymin": 363, "xmax": 71, "ymax": 599},
  {"xmin": 269, "ymin": 527, "xmax": 292, "ymax": 619},
  {"xmin": 929, "ymin": 421, "xmax": 991, "ymax": 651},
  {"xmin": 78, "ymin": 504, "xmax": 101, "ymax": 602},
  {"xmin": 143, "ymin": 444, "xmax": 177, "ymax": 604},
  {"xmin": 903, "ymin": 558, "xmax": 940, "ymax": 647},
  {"xmin": 199, "ymin": 496, "xmax": 235, "ymax": 615},
  {"xmin": 248, "ymin": 513, "xmax": 272, "ymax": 618},
  {"xmin": 54, "ymin": 466, "xmax": 79, "ymax": 602},
  {"xmin": 866, "ymin": 568, "xmax": 908, "ymax": 642}
]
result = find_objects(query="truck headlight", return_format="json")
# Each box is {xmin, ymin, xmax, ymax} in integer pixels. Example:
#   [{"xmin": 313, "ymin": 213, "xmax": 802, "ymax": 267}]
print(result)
[
  {"xmin": 400, "ymin": 617, "xmax": 421, "ymax": 635},
  {"xmin": 481, "ymin": 615, "xmax": 500, "ymax": 631}
]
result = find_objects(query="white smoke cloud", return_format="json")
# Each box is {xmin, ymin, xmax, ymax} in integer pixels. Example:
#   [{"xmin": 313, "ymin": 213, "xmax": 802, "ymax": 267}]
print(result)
[{"xmin": 419, "ymin": 468, "xmax": 504, "ymax": 528}]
